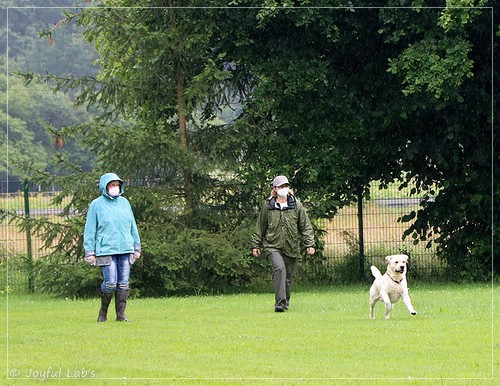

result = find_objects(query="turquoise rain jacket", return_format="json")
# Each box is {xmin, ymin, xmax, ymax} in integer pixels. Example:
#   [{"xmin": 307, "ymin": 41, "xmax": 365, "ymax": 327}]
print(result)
[{"xmin": 84, "ymin": 173, "xmax": 141, "ymax": 258}]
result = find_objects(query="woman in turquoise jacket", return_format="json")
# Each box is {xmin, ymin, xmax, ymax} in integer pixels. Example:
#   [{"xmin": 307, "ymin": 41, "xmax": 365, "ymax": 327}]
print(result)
[{"xmin": 84, "ymin": 173, "xmax": 141, "ymax": 322}]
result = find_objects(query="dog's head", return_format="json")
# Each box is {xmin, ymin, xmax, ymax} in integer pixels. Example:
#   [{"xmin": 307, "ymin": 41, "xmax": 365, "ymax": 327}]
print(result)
[{"xmin": 385, "ymin": 254, "xmax": 409, "ymax": 276}]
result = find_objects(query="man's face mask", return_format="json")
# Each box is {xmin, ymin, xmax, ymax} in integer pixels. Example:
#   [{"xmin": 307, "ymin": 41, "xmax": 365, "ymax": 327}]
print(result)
[{"xmin": 277, "ymin": 187, "xmax": 289, "ymax": 198}]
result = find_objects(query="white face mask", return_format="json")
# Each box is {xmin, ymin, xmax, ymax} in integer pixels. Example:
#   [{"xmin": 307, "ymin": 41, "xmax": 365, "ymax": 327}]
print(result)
[
  {"xmin": 108, "ymin": 186, "xmax": 120, "ymax": 197},
  {"xmin": 277, "ymin": 187, "xmax": 289, "ymax": 198}
]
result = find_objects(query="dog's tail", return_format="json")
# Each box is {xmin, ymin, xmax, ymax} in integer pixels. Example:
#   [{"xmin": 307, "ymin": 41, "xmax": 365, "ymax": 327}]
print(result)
[{"xmin": 370, "ymin": 265, "xmax": 382, "ymax": 279}]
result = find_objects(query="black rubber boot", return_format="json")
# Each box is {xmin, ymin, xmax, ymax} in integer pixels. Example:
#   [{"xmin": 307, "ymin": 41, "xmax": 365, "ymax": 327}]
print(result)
[
  {"xmin": 115, "ymin": 290, "xmax": 130, "ymax": 322},
  {"xmin": 97, "ymin": 291, "xmax": 113, "ymax": 322}
]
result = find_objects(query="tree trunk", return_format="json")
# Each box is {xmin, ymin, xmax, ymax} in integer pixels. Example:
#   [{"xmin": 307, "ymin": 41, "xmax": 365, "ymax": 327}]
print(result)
[
  {"xmin": 176, "ymin": 68, "xmax": 195, "ymax": 215},
  {"xmin": 169, "ymin": 1, "xmax": 195, "ymax": 216}
]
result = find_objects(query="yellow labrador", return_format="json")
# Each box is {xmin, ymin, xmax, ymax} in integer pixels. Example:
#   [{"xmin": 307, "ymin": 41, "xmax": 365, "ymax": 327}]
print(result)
[{"xmin": 369, "ymin": 254, "xmax": 417, "ymax": 319}]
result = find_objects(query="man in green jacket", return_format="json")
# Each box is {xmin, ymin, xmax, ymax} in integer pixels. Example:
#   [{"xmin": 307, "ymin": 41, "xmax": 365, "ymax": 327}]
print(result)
[{"xmin": 252, "ymin": 175, "xmax": 315, "ymax": 312}]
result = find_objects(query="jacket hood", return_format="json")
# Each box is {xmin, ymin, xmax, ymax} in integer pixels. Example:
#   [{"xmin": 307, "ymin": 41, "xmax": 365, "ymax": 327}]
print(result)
[{"xmin": 99, "ymin": 173, "xmax": 124, "ymax": 198}]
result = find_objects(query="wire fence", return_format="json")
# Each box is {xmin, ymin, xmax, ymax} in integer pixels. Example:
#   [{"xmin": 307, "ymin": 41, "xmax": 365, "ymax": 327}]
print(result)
[
  {"xmin": 299, "ymin": 193, "xmax": 447, "ymax": 284},
  {"xmin": 0, "ymin": 180, "xmax": 447, "ymax": 292}
]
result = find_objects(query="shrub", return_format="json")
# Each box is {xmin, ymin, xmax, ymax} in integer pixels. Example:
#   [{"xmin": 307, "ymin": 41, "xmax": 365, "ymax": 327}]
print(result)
[
  {"xmin": 132, "ymin": 221, "xmax": 267, "ymax": 297},
  {"xmin": 33, "ymin": 253, "xmax": 101, "ymax": 298},
  {"xmin": 0, "ymin": 250, "xmax": 30, "ymax": 294}
]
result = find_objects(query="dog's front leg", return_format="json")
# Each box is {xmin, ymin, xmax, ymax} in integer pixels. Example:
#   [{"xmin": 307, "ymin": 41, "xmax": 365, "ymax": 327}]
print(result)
[
  {"xmin": 379, "ymin": 290, "xmax": 392, "ymax": 319},
  {"xmin": 402, "ymin": 292, "xmax": 417, "ymax": 315}
]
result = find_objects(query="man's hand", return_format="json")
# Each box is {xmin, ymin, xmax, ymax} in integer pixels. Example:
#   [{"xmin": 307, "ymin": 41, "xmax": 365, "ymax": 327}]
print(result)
[
  {"xmin": 306, "ymin": 247, "xmax": 315, "ymax": 255},
  {"xmin": 252, "ymin": 248, "xmax": 261, "ymax": 257}
]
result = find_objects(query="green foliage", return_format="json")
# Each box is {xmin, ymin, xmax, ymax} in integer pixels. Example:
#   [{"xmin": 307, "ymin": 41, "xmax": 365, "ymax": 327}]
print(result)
[
  {"xmin": 134, "ymin": 223, "xmax": 262, "ymax": 297},
  {"xmin": 33, "ymin": 254, "xmax": 102, "ymax": 298},
  {"xmin": 388, "ymin": 35, "xmax": 474, "ymax": 99},
  {"xmin": 4, "ymin": 2, "xmax": 98, "ymax": 77},
  {"xmin": 0, "ymin": 72, "xmax": 49, "ymax": 179},
  {"xmin": 402, "ymin": 191, "xmax": 493, "ymax": 281},
  {"xmin": 128, "ymin": 182, "xmax": 268, "ymax": 296},
  {"xmin": 7, "ymin": 2, "xmax": 275, "ymax": 297},
  {"xmin": 300, "ymin": 230, "xmax": 362, "ymax": 285},
  {"xmin": 0, "ymin": 249, "xmax": 29, "ymax": 294},
  {"xmin": 220, "ymin": 5, "xmax": 415, "ymax": 216}
]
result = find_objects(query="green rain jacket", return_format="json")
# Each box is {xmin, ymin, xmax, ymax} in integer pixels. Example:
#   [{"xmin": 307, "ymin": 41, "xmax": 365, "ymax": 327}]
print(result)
[{"xmin": 252, "ymin": 194, "xmax": 315, "ymax": 258}]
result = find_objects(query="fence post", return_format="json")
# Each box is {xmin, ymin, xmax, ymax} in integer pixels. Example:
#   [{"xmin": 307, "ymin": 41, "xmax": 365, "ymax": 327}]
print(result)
[
  {"xmin": 23, "ymin": 179, "xmax": 34, "ymax": 292},
  {"xmin": 357, "ymin": 190, "xmax": 365, "ymax": 279}
]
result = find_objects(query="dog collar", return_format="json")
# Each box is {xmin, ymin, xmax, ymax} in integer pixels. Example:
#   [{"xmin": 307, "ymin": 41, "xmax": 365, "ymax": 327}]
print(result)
[{"xmin": 387, "ymin": 274, "xmax": 402, "ymax": 284}]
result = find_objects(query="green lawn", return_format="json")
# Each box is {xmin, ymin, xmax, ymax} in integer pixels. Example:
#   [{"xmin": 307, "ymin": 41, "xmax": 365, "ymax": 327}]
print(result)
[{"xmin": 1, "ymin": 283, "xmax": 498, "ymax": 385}]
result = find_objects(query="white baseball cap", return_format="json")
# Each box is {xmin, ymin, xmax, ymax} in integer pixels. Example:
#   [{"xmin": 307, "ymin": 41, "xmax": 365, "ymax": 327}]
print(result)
[{"xmin": 271, "ymin": 175, "xmax": 289, "ymax": 187}]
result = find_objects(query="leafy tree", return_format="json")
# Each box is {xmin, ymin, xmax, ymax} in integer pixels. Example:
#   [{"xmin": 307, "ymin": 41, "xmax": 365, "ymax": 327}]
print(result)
[
  {"xmin": 216, "ymin": 5, "xmax": 411, "ymax": 211},
  {"xmin": 380, "ymin": 3, "xmax": 495, "ymax": 279},
  {"xmin": 219, "ymin": 1, "xmax": 496, "ymax": 279}
]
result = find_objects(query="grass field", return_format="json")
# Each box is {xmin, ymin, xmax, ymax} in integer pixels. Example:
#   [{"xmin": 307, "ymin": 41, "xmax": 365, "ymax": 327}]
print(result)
[{"xmin": 1, "ymin": 283, "xmax": 498, "ymax": 385}]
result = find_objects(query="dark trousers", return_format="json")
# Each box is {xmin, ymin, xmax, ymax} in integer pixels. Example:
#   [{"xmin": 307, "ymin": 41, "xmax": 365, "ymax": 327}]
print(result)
[{"xmin": 269, "ymin": 251, "xmax": 298, "ymax": 308}]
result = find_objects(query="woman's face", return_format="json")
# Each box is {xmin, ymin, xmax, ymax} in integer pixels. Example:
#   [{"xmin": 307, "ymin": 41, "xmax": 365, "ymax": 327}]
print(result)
[{"xmin": 107, "ymin": 180, "xmax": 121, "ymax": 192}]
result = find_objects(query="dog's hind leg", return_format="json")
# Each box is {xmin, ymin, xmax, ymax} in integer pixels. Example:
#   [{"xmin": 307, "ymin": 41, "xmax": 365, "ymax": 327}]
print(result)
[
  {"xmin": 369, "ymin": 298, "xmax": 378, "ymax": 319},
  {"xmin": 383, "ymin": 304, "xmax": 392, "ymax": 319}
]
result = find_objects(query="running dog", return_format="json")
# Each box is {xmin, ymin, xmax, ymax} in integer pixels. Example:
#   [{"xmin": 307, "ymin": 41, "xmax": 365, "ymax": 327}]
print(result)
[{"xmin": 369, "ymin": 254, "xmax": 417, "ymax": 320}]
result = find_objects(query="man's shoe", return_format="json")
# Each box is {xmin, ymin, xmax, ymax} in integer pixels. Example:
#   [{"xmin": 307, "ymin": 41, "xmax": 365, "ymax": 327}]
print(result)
[{"xmin": 275, "ymin": 305, "xmax": 285, "ymax": 312}]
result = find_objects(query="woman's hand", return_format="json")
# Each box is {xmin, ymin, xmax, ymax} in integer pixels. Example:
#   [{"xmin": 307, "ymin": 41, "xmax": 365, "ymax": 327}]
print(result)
[
  {"xmin": 130, "ymin": 251, "xmax": 141, "ymax": 264},
  {"xmin": 85, "ymin": 255, "xmax": 96, "ymax": 265}
]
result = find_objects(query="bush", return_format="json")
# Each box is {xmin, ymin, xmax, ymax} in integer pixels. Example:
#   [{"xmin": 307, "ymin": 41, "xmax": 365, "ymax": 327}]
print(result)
[
  {"xmin": 33, "ymin": 254, "xmax": 102, "ymax": 298},
  {"xmin": 132, "ymin": 221, "xmax": 268, "ymax": 297},
  {"xmin": 0, "ymin": 250, "xmax": 30, "ymax": 294}
]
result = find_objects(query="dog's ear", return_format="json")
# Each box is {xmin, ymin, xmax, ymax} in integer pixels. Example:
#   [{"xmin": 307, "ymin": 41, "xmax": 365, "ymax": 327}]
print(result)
[{"xmin": 385, "ymin": 255, "xmax": 391, "ymax": 264}]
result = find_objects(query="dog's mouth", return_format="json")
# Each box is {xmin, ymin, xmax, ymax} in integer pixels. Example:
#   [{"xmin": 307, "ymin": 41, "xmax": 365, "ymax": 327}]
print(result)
[{"xmin": 395, "ymin": 267, "xmax": 405, "ymax": 273}]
